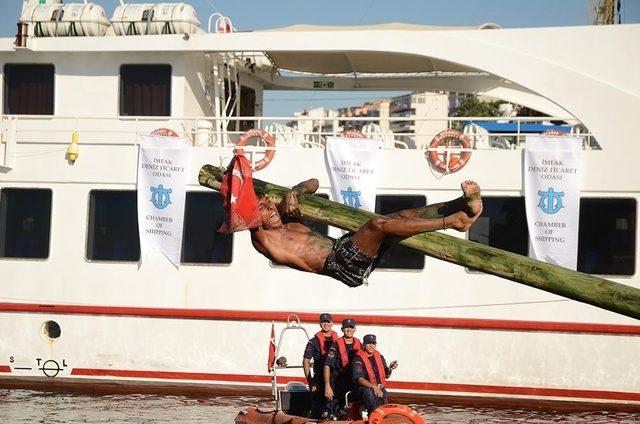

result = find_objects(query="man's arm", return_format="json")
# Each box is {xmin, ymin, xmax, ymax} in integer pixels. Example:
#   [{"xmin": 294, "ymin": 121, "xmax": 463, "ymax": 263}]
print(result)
[
  {"xmin": 280, "ymin": 179, "xmax": 319, "ymax": 218},
  {"xmin": 303, "ymin": 357, "xmax": 313, "ymax": 385},
  {"xmin": 323, "ymin": 364, "xmax": 333, "ymax": 399},
  {"xmin": 303, "ymin": 340, "xmax": 318, "ymax": 392},
  {"xmin": 357, "ymin": 376, "xmax": 384, "ymax": 398},
  {"xmin": 292, "ymin": 178, "xmax": 319, "ymax": 196},
  {"xmin": 383, "ymin": 356, "xmax": 398, "ymax": 378}
]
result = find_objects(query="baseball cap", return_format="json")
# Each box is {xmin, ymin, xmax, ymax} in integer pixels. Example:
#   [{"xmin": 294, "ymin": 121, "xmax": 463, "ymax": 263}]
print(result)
[
  {"xmin": 319, "ymin": 313, "xmax": 333, "ymax": 323},
  {"xmin": 342, "ymin": 318, "xmax": 356, "ymax": 328},
  {"xmin": 363, "ymin": 334, "xmax": 377, "ymax": 344}
]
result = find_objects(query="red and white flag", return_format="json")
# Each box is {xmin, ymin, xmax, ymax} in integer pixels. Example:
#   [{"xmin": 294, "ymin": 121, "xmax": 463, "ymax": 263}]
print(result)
[
  {"xmin": 218, "ymin": 150, "xmax": 262, "ymax": 233},
  {"xmin": 267, "ymin": 321, "xmax": 276, "ymax": 373}
]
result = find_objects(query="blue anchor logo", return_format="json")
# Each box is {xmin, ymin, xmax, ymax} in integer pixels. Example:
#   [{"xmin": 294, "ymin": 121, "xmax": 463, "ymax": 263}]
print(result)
[
  {"xmin": 341, "ymin": 187, "xmax": 362, "ymax": 208},
  {"xmin": 150, "ymin": 184, "xmax": 172, "ymax": 209},
  {"xmin": 537, "ymin": 187, "xmax": 564, "ymax": 214}
]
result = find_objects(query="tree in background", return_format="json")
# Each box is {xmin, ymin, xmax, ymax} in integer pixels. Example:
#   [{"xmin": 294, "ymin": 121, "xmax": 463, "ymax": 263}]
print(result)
[
  {"xmin": 454, "ymin": 96, "xmax": 503, "ymax": 117},
  {"xmin": 452, "ymin": 96, "xmax": 503, "ymax": 129}
]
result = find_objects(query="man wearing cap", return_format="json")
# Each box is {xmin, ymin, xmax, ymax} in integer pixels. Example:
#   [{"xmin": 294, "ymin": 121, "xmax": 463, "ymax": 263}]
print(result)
[
  {"xmin": 303, "ymin": 313, "xmax": 339, "ymax": 418},
  {"xmin": 323, "ymin": 318, "xmax": 361, "ymax": 419},
  {"xmin": 352, "ymin": 334, "xmax": 398, "ymax": 414}
]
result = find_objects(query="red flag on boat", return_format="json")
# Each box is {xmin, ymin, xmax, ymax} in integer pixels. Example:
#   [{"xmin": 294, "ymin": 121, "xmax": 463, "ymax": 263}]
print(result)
[
  {"xmin": 218, "ymin": 150, "xmax": 262, "ymax": 233},
  {"xmin": 268, "ymin": 322, "xmax": 276, "ymax": 373}
]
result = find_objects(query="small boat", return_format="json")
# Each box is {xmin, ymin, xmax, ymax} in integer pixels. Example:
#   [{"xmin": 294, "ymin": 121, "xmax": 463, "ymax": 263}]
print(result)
[
  {"xmin": 236, "ymin": 404, "xmax": 424, "ymax": 423},
  {"xmin": 235, "ymin": 316, "xmax": 425, "ymax": 424}
]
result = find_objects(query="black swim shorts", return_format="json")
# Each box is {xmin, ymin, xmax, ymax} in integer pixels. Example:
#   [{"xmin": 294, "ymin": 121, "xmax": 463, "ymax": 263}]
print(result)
[{"xmin": 323, "ymin": 232, "xmax": 386, "ymax": 288}]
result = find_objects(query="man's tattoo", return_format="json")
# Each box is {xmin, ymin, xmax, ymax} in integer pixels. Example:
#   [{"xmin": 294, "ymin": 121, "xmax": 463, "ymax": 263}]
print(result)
[{"xmin": 305, "ymin": 229, "xmax": 334, "ymax": 249}]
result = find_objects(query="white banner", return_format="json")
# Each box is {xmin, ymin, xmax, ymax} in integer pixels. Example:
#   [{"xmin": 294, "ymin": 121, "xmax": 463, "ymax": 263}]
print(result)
[
  {"xmin": 524, "ymin": 135, "xmax": 582, "ymax": 269},
  {"xmin": 137, "ymin": 135, "xmax": 189, "ymax": 267},
  {"xmin": 325, "ymin": 136, "xmax": 381, "ymax": 213}
]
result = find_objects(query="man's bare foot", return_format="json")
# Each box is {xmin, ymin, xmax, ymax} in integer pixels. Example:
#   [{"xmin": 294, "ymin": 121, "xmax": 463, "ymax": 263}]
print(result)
[
  {"xmin": 461, "ymin": 180, "xmax": 483, "ymax": 217},
  {"xmin": 445, "ymin": 210, "xmax": 481, "ymax": 232}
]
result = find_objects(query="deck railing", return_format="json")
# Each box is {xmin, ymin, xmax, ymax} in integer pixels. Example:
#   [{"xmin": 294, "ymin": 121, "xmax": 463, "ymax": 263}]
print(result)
[{"xmin": 0, "ymin": 114, "xmax": 597, "ymax": 154}]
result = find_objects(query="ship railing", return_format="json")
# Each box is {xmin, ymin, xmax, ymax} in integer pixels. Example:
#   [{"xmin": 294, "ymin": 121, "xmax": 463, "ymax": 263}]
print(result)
[
  {"xmin": 271, "ymin": 314, "xmax": 310, "ymax": 413},
  {"xmin": 0, "ymin": 114, "xmax": 597, "ymax": 156}
]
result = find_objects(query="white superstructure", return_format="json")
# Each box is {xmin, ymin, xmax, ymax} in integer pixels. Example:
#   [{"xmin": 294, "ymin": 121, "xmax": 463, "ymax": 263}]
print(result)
[{"xmin": 1, "ymin": 3, "xmax": 640, "ymax": 407}]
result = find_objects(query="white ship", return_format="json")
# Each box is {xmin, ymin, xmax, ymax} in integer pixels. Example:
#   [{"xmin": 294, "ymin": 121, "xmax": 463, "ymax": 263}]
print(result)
[{"xmin": 1, "ymin": 0, "xmax": 639, "ymax": 409}]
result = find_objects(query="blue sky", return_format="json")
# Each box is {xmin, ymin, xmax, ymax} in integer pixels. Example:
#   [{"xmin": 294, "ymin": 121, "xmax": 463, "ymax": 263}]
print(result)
[{"xmin": 1, "ymin": 0, "xmax": 638, "ymax": 115}]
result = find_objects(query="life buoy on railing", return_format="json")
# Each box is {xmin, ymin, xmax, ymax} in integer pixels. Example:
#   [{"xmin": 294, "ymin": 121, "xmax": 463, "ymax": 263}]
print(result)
[
  {"xmin": 369, "ymin": 403, "xmax": 425, "ymax": 424},
  {"xmin": 427, "ymin": 129, "xmax": 472, "ymax": 174},
  {"xmin": 236, "ymin": 128, "xmax": 276, "ymax": 171},
  {"xmin": 150, "ymin": 128, "xmax": 179, "ymax": 137},
  {"xmin": 340, "ymin": 129, "xmax": 365, "ymax": 138},
  {"xmin": 541, "ymin": 129, "xmax": 568, "ymax": 136}
]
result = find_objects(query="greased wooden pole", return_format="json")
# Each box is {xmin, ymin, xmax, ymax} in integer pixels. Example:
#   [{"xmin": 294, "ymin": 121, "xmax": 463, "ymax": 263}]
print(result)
[{"xmin": 199, "ymin": 164, "xmax": 640, "ymax": 321}]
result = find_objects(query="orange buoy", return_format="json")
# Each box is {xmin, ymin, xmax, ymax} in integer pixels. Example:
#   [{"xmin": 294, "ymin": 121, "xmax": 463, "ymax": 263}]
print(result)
[
  {"xmin": 541, "ymin": 129, "xmax": 568, "ymax": 136},
  {"xmin": 368, "ymin": 403, "xmax": 425, "ymax": 424},
  {"xmin": 340, "ymin": 129, "xmax": 366, "ymax": 138},
  {"xmin": 236, "ymin": 128, "xmax": 276, "ymax": 171},
  {"xmin": 427, "ymin": 129, "xmax": 472, "ymax": 174},
  {"xmin": 150, "ymin": 128, "xmax": 179, "ymax": 137}
]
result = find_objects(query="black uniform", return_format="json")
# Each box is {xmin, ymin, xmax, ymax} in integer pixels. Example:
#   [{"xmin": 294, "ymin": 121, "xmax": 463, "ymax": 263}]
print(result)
[
  {"xmin": 324, "ymin": 338, "xmax": 360, "ymax": 417},
  {"xmin": 303, "ymin": 334, "xmax": 335, "ymax": 418},
  {"xmin": 352, "ymin": 353, "xmax": 390, "ymax": 413}
]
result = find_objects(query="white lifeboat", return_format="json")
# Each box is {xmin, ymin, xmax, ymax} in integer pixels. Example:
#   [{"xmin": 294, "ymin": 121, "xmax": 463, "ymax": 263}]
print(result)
[
  {"xmin": 111, "ymin": 3, "xmax": 200, "ymax": 36},
  {"xmin": 20, "ymin": 2, "xmax": 111, "ymax": 37}
]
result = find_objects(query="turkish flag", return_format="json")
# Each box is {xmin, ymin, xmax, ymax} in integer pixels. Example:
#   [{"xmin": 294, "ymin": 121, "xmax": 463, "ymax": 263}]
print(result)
[
  {"xmin": 268, "ymin": 322, "xmax": 276, "ymax": 373},
  {"xmin": 218, "ymin": 150, "xmax": 262, "ymax": 233}
]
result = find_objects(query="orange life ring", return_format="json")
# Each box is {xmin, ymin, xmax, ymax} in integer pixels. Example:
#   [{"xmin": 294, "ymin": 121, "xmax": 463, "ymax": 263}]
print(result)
[
  {"xmin": 541, "ymin": 129, "xmax": 568, "ymax": 136},
  {"xmin": 427, "ymin": 129, "xmax": 472, "ymax": 174},
  {"xmin": 368, "ymin": 404, "xmax": 425, "ymax": 424},
  {"xmin": 236, "ymin": 128, "xmax": 276, "ymax": 171},
  {"xmin": 340, "ymin": 129, "xmax": 365, "ymax": 138},
  {"xmin": 150, "ymin": 128, "xmax": 179, "ymax": 137}
]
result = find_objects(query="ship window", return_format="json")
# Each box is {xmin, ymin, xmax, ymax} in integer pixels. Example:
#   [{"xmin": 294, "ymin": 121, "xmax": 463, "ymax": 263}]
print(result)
[
  {"xmin": 182, "ymin": 192, "xmax": 233, "ymax": 264},
  {"xmin": 468, "ymin": 197, "xmax": 528, "ymax": 256},
  {"xmin": 0, "ymin": 188, "xmax": 52, "ymax": 259},
  {"xmin": 375, "ymin": 195, "xmax": 426, "ymax": 270},
  {"xmin": 578, "ymin": 198, "xmax": 636, "ymax": 275},
  {"xmin": 119, "ymin": 64, "xmax": 171, "ymax": 116},
  {"xmin": 87, "ymin": 190, "xmax": 140, "ymax": 261},
  {"xmin": 3, "ymin": 64, "xmax": 54, "ymax": 115}
]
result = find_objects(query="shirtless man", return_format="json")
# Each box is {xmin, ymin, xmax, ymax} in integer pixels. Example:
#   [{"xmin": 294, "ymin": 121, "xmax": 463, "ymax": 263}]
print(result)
[{"xmin": 250, "ymin": 179, "xmax": 482, "ymax": 287}]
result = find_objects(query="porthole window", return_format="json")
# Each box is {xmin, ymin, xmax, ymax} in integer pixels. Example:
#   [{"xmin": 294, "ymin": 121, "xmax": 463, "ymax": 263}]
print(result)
[{"xmin": 42, "ymin": 320, "xmax": 61, "ymax": 341}]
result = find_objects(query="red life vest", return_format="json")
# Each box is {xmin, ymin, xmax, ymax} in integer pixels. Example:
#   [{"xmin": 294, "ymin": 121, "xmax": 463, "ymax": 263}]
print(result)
[
  {"xmin": 356, "ymin": 349, "xmax": 386, "ymax": 386},
  {"xmin": 315, "ymin": 331, "xmax": 339, "ymax": 356},
  {"xmin": 336, "ymin": 337, "xmax": 362, "ymax": 367}
]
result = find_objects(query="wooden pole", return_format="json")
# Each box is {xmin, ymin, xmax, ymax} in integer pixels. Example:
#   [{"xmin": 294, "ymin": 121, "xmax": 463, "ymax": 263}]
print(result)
[{"xmin": 199, "ymin": 164, "xmax": 640, "ymax": 321}]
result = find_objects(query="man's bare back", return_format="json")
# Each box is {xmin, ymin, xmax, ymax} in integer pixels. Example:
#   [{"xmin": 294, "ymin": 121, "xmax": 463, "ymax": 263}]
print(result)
[{"xmin": 250, "ymin": 179, "xmax": 483, "ymax": 287}]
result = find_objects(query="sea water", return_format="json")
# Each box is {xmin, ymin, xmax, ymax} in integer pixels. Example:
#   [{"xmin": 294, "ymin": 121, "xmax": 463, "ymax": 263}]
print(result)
[{"xmin": 1, "ymin": 390, "xmax": 639, "ymax": 423}]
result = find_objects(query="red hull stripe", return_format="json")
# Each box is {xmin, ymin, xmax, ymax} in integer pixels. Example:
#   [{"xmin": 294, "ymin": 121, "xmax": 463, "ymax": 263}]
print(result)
[
  {"xmin": 2, "ymin": 302, "xmax": 640, "ymax": 336},
  {"xmin": 70, "ymin": 368, "xmax": 640, "ymax": 402},
  {"xmin": 0, "ymin": 365, "xmax": 11, "ymax": 373}
]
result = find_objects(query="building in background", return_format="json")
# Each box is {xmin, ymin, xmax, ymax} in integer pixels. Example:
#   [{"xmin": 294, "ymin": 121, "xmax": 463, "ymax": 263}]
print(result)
[{"xmin": 289, "ymin": 91, "xmax": 508, "ymax": 148}]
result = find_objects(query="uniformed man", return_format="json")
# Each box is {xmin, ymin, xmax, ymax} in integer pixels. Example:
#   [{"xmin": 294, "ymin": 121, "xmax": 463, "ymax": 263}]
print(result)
[
  {"xmin": 352, "ymin": 334, "xmax": 398, "ymax": 415},
  {"xmin": 323, "ymin": 318, "xmax": 362, "ymax": 419},
  {"xmin": 303, "ymin": 313, "xmax": 339, "ymax": 418}
]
